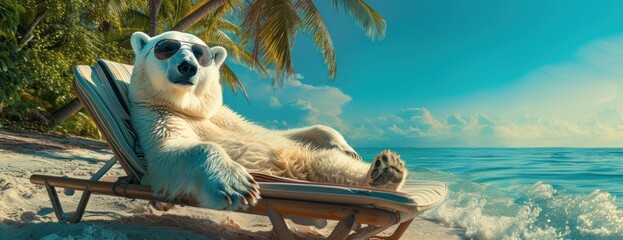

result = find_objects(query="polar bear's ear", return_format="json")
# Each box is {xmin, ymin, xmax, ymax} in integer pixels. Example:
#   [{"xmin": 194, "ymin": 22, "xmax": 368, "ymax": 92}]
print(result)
[
  {"xmin": 130, "ymin": 32, "xmax": 151, "ymax": 54},
  {"xmin": 211, "ymin": 46, "xmax": 227, "ymax": 68}
]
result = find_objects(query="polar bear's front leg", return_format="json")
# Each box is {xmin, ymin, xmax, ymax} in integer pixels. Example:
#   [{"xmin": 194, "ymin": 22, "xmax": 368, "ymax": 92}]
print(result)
[
  {"xmin": 281, "ymin": 125, "xmax": 362, "ymax": 160},
  {"xmin": 146, "ymin": 142, "xmax": 260, "ymax": 211}
]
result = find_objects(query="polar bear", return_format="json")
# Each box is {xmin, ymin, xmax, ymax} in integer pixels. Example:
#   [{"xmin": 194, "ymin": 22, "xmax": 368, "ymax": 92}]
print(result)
[{"xmin": 128, "ymin": 31, "xmax": 407, "ymax": 211}]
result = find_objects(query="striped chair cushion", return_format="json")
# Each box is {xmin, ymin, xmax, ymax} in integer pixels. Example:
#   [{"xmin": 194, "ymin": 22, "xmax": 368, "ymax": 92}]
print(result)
[
  {"xmin": 73, "ymin": 60, "xmax": 147, "ymax": 178},
  {"xmin": 253, "ymin": 173, "xmax": 447, "ymax": 212}
]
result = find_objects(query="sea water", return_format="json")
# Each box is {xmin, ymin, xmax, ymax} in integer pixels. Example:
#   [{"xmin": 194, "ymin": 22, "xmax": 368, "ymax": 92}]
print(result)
[{"xmin": 357, "ymin": 148, "xmax": 623, "ymax": 240}]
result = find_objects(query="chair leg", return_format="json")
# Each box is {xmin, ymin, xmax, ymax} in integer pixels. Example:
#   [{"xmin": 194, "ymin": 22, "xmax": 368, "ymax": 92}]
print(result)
[
  {"xmin": 346, "ymin": 224, "xmax": 392, "ymax": 240},
  {"xmin": 375, "ymin": 218, "xmax": 414, "ymax": 240},
  {"xmin": 266, "ymin": 204, "xmax": 294, "ymax": 240},
  {"xmin": 42, "ymin": 157, "xmax": 120, "ymax": 224},
  {"xmin": 327, "ymin": 212, "xmax": 357, "ymax": 240},
  {"xmin": 90, "ymin": 157, "xmax": 117, "ymax": 181},
  {"xmin": 44, "ymin": 179, "xmax": 95, "ymax": 224},
  {"xmin": 44, "ymin": 180, "xmax": 64, "ymax": 221},
  {"xmin": 69, "ymin": 187, "xmax": 92, "ymax": 223}
]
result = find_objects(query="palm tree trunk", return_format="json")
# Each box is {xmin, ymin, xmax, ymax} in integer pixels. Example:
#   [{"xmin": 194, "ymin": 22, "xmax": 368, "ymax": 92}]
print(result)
[
  {"xmin": 172, "ymin": 0, "xmax": 227, "ymax": 32},
  {"xmin": 18, "ymin": 10, "xmax": 47, "ymax": 50},
  {"xmin": 149, "ymin": 0, "xmax": 164, "ymax": 36},
  {"xmin": 49, "ymin": 98, "xmax": 83, "ymax": 127}
]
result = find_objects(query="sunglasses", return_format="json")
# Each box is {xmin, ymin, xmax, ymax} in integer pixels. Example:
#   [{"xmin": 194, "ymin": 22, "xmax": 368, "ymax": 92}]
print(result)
[{"xmin": 151, "ymin": 39, "xmax": 214, "ymax": 67}]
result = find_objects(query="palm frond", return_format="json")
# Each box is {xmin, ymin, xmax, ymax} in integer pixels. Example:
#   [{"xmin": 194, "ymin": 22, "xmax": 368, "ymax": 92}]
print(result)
[
  {"xmin": 160, "ymin": 0, "xmax": 193, "ymax": 30},
  {"xmin": 234, "ymin": 48, "xmax": 267, "ymax": 76},
  {"xmin": 122, "ymin": 8, "xmax": 150, "ymax": 32},
  {"xmin": 216, "ymin": 18, "xmax": 240, "ymax": 34},
  {"xmin": 203, "ymin": 29, "xmax": 267, "ymax": 76},
  {"xmin": 220, "ymin": 63, "xmax": 249, "ymax": 99},
  {"xmin": 295, "ymin": 0, "xmax": 336, "ymax": 78},
  {"xmin": 204, "ymin": 29, "xmax": 240, "ymax": 54},
  {"xmin": 241, "ymin": 0, "xmax": 301, "ymax": 85},
  {"xmin": 108, "ymin": 0, "xmax": 146, "ymax": 16},
  {"xmin": 203, "ymin": 2, "xmax": 230, "ymax": 34},
  {"xmin": 330, "ymin": 0, "xmax": 386, "ymax": 40},
  {"xmin": 239, "ymin": 0, "xmax": 264, "ymax": 62}
]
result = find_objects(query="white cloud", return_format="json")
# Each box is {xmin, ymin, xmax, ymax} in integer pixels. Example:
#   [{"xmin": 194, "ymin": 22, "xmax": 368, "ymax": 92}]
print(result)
[
  {"xmin": 268, "ymin": 96, "xmax": 282, "ymax": 108},
  {"xmin": 276, "ymin": 78, "xmax": 352, "ymax": 128},
  {"xmin": 225, "ymin": 73, "xmax": 352, "ymax": 130},
  {"xmin": 441, "ymin": 35, "xmax": 623, "ymax": 123},
  {"xmin": 346, "ymin": 107, "xmax": 623, "ymax": 147},
  {"xmin": 382, "ymin": 108, "xmax": 447, "ymax": 137},
  {"xmin": 388, "ymin": 124, "xmax": 409, "ymax": 135}
]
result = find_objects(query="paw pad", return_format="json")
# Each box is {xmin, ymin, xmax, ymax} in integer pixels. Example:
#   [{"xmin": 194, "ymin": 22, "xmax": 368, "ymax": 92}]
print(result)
[{"xmin": 368, "ymin": 149, "xmax": 406, "ymax": 189}]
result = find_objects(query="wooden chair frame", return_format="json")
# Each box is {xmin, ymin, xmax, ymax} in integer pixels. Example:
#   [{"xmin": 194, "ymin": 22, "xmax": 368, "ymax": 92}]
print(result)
[{"xmin": 31, "ymin": 156, "xmax": 415, "ymax": 240}]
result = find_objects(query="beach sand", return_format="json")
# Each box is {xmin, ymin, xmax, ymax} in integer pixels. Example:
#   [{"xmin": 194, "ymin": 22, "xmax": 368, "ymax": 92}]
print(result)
[{"xmin": 0, "ymin": 128, "xmax": 464, "ymax": 239}]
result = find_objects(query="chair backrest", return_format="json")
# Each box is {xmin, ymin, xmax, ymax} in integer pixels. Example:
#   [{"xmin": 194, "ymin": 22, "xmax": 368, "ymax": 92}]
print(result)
[{"xmin": 73, "ymin": 60, "xmax": 147, "ymax": 181}]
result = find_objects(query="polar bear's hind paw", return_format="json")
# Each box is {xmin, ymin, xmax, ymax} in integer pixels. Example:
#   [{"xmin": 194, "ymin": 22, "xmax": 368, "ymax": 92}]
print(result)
[{"xmin": 367, "ymin": 150, "xmax": 407, "ymax": 190}]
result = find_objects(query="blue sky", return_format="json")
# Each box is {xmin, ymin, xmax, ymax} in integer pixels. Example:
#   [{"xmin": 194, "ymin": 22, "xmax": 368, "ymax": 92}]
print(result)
[{"xmin": 224, "ymin": 0, "xmax": 623, "ymax": 147}]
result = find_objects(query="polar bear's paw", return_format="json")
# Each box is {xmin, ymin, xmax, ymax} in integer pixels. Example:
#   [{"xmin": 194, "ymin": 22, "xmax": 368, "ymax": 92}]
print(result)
[
  {"xmin": 367, "ymin": 149, "xmax": 407, "ymax": 190},
  {"xmin": 200, "ymin": 163, "xmax": 261, "ymax": 211}
]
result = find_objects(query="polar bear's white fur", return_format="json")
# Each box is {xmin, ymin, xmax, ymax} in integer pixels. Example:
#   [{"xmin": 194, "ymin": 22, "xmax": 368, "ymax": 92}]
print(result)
[{"xmin": 128, "ymin": 31, "xmax": 407, "ymax": 211}]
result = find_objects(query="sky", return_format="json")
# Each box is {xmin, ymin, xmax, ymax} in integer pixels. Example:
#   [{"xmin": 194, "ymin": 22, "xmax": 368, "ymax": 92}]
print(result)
[{"xmin": 224, "ymin": 0, "xmax": 623, "ymax": 148}]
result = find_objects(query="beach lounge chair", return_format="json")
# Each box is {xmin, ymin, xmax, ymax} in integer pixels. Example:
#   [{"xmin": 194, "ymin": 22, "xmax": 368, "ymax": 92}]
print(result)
[{"xmin": 29, "ymin": 59, "xmax": 447, "ymax": 240}]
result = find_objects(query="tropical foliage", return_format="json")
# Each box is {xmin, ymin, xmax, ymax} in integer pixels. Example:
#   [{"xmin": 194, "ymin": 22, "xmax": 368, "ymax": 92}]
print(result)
[
  {"xmin": 0, "ymin": 0, "xmax": 140, "ymax": 134},
  {"xmin": 0, "ymin": 0, "xmax": 385, "ymax": 137},
  {"xmin": 0, "ymin": 0, "xmax": 25, "ymax": 114}
]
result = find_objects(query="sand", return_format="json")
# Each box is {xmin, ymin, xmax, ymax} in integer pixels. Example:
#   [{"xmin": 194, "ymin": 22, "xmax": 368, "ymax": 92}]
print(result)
[{"xmin": 0, "ymin": 128, "xmax": 465, "ymax": 239}]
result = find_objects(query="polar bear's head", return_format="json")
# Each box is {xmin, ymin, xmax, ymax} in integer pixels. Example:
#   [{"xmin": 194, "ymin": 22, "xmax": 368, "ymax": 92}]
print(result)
[{"xmin": 129, "ymin": 31, "xmax": 227, "ymax": 118}]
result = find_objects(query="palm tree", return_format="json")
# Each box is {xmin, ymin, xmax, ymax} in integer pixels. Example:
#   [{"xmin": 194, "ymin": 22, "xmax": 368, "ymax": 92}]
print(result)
[
  {"xmin": 50, "ymin": 0, "xmax": 386, "ymax": 126},
  {"xmin": 239, "ymin": 0, "xmax": 385, "ymax": 84},
  {"xmin": 149, "ymin": 0, "xmax": 386, "ymax": 83}
]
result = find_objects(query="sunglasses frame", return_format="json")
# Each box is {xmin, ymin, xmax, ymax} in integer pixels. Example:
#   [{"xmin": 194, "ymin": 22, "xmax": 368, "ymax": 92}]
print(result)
[{"xmin": 148, "ymin": 39, "xmax": 215, "ymax": 67}]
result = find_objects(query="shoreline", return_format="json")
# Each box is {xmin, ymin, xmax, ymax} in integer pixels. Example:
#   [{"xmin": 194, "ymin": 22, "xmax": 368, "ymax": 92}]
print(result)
[{"xmin": 0, "ymin": 128, "xmax": 464, "ymax": 239}]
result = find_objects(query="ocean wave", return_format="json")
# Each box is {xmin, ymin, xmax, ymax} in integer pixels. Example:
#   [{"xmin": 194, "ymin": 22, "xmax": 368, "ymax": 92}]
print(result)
[{"xmin": 423, "ymin": 180, "xmax": 623, "ymax": 240}]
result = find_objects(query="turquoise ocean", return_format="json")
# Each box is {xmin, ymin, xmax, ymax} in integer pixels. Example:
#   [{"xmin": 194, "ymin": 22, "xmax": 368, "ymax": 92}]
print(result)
[{"xmin": 357, "ymin": 148, "xmax": 623, "ymax": 239}]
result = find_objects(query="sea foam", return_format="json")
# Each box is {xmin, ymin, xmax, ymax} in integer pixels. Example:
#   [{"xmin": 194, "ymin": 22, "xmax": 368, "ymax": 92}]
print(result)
[{"xmin": 423, "ymin": 179, "xmax": 623, "ymax": 239}]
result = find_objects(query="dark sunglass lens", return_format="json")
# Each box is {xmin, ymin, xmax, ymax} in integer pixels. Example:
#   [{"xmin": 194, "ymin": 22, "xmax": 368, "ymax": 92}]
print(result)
[
  {"xmin": 154, "ymin": 40, "xmax": 181, "ymax": 60},
  {"xmin": 191, "ymin": 44, "xmax": 214, "ymax": 67}
]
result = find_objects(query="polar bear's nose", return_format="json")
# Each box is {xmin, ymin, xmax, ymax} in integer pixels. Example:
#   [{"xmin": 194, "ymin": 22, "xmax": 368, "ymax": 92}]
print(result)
[{"xmin": 178, "ymin": 61, "xmax": 197, "ymax": 77}]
